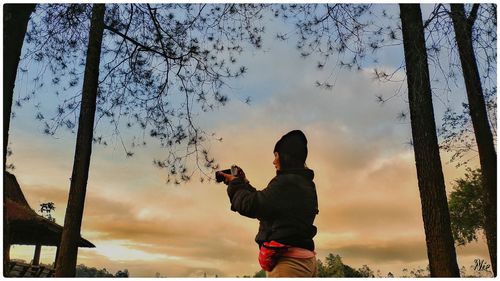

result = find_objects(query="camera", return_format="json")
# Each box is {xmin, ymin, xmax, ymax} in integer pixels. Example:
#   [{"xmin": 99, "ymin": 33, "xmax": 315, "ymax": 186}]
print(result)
[{"xmin": 215, "ymin": 165, "xmax": 238, "ymax": 183}]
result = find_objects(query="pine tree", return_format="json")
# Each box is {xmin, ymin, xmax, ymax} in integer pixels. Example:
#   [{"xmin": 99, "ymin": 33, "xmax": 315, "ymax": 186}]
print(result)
[
  {"xmin": 55, "ymin": 4, "xmax": 106, "ymax": 276},
  {"xmin": 449, "ymin": 4, "xmax": 497, "ymax": 275},
  {"xmin": 399, "ymin": 4, "xmax": 460, "ymax": 276}
]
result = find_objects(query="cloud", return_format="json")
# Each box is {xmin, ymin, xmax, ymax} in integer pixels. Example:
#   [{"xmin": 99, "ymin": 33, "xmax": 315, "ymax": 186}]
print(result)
[
  {"xmin": 318, "ymin": 238, "xmax": 428, "ymax": 264},
  {"xmin": 17, "ymin": 182, "xmax": 262, "ymax": 276},
  {"xmin": 456, "ymin": 240, "xmax": 491, "ymax": 258}
]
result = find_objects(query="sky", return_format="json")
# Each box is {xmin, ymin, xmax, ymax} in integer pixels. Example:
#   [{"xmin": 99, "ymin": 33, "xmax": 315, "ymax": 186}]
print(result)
[{"xmin": 6, "ymin": 3, "xmax": 493, "ymax": 277}]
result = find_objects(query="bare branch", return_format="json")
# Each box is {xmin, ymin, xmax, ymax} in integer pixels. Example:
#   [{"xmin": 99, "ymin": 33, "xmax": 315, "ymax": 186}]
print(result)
[
  {"xmin": 104, "ymin": 24, "xmax": 183, "ymax": 60},
  {"xmin": 423, "ymin": 4, "xmax": 443, "ymax": 29}
]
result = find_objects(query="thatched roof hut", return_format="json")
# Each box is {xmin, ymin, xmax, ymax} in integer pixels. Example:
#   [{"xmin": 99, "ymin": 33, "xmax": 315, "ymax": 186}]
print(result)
[{"xmin": 4, "ymin": 171, "xmax": 94, "ymax": 267}]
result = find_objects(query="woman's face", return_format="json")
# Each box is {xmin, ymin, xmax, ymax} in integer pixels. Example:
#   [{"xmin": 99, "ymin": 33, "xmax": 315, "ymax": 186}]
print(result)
[{"xmin": 273, "ymin": 152, "xmax": 281, "ymax": 171}]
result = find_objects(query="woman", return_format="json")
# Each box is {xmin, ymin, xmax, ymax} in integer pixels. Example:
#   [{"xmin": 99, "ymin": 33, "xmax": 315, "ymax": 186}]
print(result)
[{"xmin": 218, "ymin": 130, "xmax": 319, "ymax": 277}]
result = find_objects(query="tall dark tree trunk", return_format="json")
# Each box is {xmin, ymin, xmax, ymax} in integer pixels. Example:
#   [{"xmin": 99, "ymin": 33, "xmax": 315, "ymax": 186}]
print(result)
[
  {"xmin": 450, "ymin": 4, "xmax": 497, "ymax": 276},
  {"xmin": 399, "ymin": 4, "xmax": 460, "ymax": 277},
  {"xmin": 3, "ymin": 4, "xmax": 35, "ymax": 168},
  {"xmin": 3, "ymin": 4, "xmax": 36, "ymax": 276},
  {"xmin": 55, "ymin": 4, "xmax": 106, "ymax": 277}
]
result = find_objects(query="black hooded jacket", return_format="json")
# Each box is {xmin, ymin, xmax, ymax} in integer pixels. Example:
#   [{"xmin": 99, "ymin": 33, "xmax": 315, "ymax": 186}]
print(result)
[{"xmin": 227, "ymin": 168, "xmax": 319, "ymax": 251}]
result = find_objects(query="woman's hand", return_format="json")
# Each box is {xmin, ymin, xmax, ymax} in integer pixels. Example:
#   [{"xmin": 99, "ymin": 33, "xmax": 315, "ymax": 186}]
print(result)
[
  {"xmin": 217, "ymin": 165, "xmax": 247, "ymax": 184},
  {"xmin": 217, "ymin": 171, "xmax": 237, "ymax": 184}
]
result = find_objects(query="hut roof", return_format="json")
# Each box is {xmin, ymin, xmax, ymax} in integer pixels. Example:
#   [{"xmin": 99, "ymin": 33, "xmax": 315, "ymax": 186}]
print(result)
[{"xmin": 4, "ymin": 172, "xmax": 94, "ymax": 248}]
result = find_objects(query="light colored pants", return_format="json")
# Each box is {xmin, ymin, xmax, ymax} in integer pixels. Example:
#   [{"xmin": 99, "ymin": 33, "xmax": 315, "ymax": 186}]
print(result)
[{"xmin": 267, "ymin": 256, "xmax": 317, "ymax": 277}]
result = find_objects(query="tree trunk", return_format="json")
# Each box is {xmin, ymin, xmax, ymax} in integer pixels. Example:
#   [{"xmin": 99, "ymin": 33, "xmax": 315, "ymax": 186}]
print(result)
[
  {"xmin": 450, "ymin": 4, "xmax": 497, "ymax": 276},
  {"xmin": 399, "ymin": 4, "xmax": 460, "ymax": 277},
  {"xmin": 3, "ymin": 4, "xmax": 35, "ymax": 168},
  {"xmin": 3, "ymin": 4, "xmax": 36, "ymax": 277},
  {"xmin": 55, "ymin": 4, "xmax": 106, "ymax": 277}
]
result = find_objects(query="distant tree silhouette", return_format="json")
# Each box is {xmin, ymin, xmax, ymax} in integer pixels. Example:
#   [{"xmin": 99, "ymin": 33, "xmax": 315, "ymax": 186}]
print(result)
[
  {"xmin": 315, "ymin": 253, "xmax": 373, "ymax": 277},
  {"xmin": 115, "ymin": 269, "xmax": 129, "ymax": 277},
  {"xmin": 39, "ymin": 202, "xmax": 56, "ymax": 222},
  {"xmin": 448, "ymin": 168, "xmax": 485, "ymax": 245},
  {"xmin": 401, "ymin": 266, "xmax": 430, "ymax": 277},
  {"xmin": 75, "ymin": 264, "xmax": 116, "ymax": 277},
  {"xmin": 253, "ymin": 269, "xmax": 266, "ymax": 277}
]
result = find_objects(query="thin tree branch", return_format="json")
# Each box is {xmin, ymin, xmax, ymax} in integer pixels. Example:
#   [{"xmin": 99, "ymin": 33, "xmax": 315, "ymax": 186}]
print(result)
[
  {"xmin": 423, "ymin": 4, "xmax": 443, "ymax": 29},
  {"xmin": 103, "ymin": 24, "xmax": 184, "ymax": 60}
]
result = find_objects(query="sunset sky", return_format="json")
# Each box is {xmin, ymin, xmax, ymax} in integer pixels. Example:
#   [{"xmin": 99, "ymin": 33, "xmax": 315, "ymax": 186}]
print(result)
[{"xmin": 7, "ymin": 3, "xmax": 492, "ymax": 277}]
